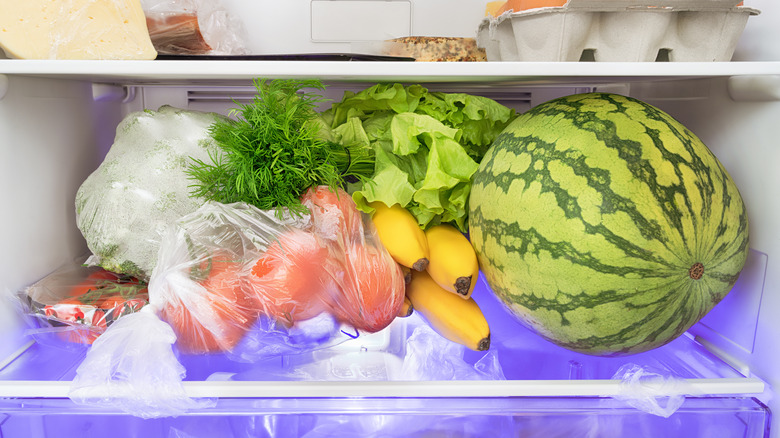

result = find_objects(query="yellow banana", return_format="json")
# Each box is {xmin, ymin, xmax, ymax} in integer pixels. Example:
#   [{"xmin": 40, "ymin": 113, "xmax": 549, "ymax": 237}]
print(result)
[
  {"xmin": 369, "ymin": 201, "xmax": 430, "ymax": 271},
  {"xmin": 400, "ymin": 265, "xmax": 412, "ymax": 285},
  {"xmin": 425, "ymin": 224, "xmax": 480, "ymax": 299},
  {"xmin": 406, "ymin": 269, "xmax": 491, "ymax": 351},
  {"xmin": 397, "ymin": 296, "xmax": 414, "ymax": 318}
]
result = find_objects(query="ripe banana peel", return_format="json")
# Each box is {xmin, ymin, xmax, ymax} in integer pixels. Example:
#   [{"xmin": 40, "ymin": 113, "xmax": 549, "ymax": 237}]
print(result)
[
  {"xmin": 369, "ymin": 201, "xmax": 430, "ymax": 271},
  {"xmin": 425, "ymin": 224, "xmax": 480, "ymax": 299},
  {"xmin": 407, "ymin": 269, "xmax": 491, "ymax": 351},
  {"xmin": 397, "ymin": 296, "xmax": 414, "ymax": 318}
]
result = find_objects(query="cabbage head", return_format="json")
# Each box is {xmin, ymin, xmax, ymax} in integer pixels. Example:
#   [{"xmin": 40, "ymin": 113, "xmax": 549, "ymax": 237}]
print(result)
[{"xmin": 75, "ymin": 105, "xmax": 226, "ymax": 279}]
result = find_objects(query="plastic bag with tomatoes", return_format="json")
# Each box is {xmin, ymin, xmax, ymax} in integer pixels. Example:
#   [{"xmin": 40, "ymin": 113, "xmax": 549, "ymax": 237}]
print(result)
[
  {"xmin": 146, "ymin": 187, "xmax": 405, "ymax": 356},
  {"xmin": 22, "ymin": 260, "xmax": 148, "ymax": 348},
  {"xmin": 150, "ymin": 200, "xmax": 327, "ymax": 354},
  {"xmin": 70, "ymin": 187, "xmax": 406, "ymax": 418},
  {"xmin": 298, "ymin": 185, "xmax": 407, "ymax": 333}
]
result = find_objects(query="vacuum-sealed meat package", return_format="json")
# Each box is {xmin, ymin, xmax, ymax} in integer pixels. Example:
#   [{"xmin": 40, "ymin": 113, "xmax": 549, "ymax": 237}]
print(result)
[
  {"xmin": 140, "ymin": 0, "xmax": 248, "ymax": 55},
  {"xmin": 22, "ymin": 262, "xmax": 148, "ymax": 347}
]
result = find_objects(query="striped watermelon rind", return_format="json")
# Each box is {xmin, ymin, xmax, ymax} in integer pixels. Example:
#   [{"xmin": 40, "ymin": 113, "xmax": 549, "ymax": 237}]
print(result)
[{"xmin": 469, "ymin": 93, "xmax": 749, "ymax": 356}]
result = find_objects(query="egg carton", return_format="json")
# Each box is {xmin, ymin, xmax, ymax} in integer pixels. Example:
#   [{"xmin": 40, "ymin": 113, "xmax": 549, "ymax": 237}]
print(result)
[{"xmin": 476, "ymin": 0, "xmax": 760, "ymax": 62}]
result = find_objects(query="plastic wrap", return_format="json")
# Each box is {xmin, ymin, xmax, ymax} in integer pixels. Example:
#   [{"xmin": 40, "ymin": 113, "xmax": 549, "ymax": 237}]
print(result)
[
  {"xmin": 150, "ymin": 200, "xmax": 314, "ymax": 354},
  {"xmin": 69, "ymin": 187, "xmax": 407, "ymax": 417},
  {"xmin": 76, "ymin": 106, "xmax": 228, "ymax": 280},
  {"xmin": 140, "ymin": 0, "xmax": 249, "ymax": 55},
  {"xmin": 612, "ymin": 363, "xmax": 696, "ymax": 417},
  {"xmin": 301, "ymin": 185, "xmax": 407, "ymax": 333},
  {"xmin": 401, "ymin": 323, "xmax": 505, "ymax": 381},
  {"xmin": 21, "ymin": 261, "xmax": 148, "ymax": 346},
  {"xmin": 0, "ymin": 0, "xmax": 157, "ymax": 60},
  {"xmin": 69, "ymin": 308, "xmax": 215, "ymax": 418}
]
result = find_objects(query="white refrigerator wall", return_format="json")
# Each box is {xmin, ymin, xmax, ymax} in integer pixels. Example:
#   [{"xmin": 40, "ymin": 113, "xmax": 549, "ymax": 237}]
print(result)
[
  {"xmin": 217, "ymin": 0, "xmax": 487, "ymax": 54},
  {"xmin": 0, "ymin": 77, "xmax": 112, "ymax": 361}
]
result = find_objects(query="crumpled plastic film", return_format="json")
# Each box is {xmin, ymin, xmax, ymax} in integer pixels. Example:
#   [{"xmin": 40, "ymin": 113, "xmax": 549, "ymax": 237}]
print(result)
[
  {"xmin": 69, "ymin": 307, "xmax": 215, "ymax": 418},
  {"xmin": 227, "ymin": 312, "xmax": 346, "ymax": 364},
  {"xmin": 612, "ymin": 363, "xmax": 696, "ymax": 417},
  {"xmin": 20, "ymin": 261, "xmax": 148, "ymax": 348},
  {"xmin": 140, "ymin": 0, "xmax": 249, "ymax": 55},
  {"xmin": 401, "ymin": 323, "xmax": 506, "ymax": 381}
]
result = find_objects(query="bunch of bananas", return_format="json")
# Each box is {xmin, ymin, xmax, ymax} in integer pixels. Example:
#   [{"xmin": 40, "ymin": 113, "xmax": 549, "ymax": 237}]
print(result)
[{"xmin": 370, "ymin": 201, "xmax": 491, "ymax": 351}]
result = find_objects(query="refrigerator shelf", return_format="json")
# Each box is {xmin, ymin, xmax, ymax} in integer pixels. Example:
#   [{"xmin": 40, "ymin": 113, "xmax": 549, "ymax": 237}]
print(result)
[
  {"xmin": 0, "ymin": 378, "xmax": 766, "ymax": 399},
  {"xmin": 2, "ymin": 60, "xmax": 780, "ymax": 86},
  {"xmin": 0, "ymin": 272, "xmax": 768, "ymax": 398}
]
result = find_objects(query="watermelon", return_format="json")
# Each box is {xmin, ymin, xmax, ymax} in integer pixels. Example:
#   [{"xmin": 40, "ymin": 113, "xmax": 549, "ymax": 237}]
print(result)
[{"xmin": 469, "ymin": 93, "xmax": 749, "ymax": 356}]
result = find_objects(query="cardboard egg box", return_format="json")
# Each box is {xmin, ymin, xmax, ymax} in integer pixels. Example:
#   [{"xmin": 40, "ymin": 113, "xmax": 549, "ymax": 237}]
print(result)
[{"xmin": 476, "ymin": 0, "xmax": 760, "ymax": 62}]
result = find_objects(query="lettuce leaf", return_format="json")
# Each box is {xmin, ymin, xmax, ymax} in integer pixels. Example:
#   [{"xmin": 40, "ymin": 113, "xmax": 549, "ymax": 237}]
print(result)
[{"xmin": 325, "ymin": 83, "xmax": 516, "ymax": 232}]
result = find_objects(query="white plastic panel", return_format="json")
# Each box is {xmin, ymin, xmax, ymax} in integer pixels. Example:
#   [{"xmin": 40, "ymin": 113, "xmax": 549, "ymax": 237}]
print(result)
[
  {"xmin": 310, "ymin": 1, "xmax": 411, "ymax": 42},
  {"xmin": 0, "ymin": 76, "xmax": 117, "ymax": 360},
  {"xmin": 732, "ymin": 0, "xmax": 780, "ymax": 62},
  {"xmin": 216, "ymin": 0, "xmax": 486, "ymax": 55}
]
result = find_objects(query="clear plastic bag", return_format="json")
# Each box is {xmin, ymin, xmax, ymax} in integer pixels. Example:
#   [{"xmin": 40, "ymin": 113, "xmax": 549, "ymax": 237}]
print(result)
[
  {"xmin": 20, "ymin": 260, "xmax": 148, "ymax": 347},
  {"xmin": 70, "ymin": 187, "xmax": 407, "ymax": 417},
  {"xmin": 69, "ymin": 307, "xmax": 215, "ymax": 419},
  {"xmin": 400, "ymin": 322, "xmax": 505, "ymax": 381},
  {"xmin": 140, "ymin": 0, "xmax": 249, "ymax": 55},
  {"xmin": 150, "ymin": 200, "xmax": 315, "ymax": 354},
  {"xmin": 612, "ymin": 363, "xmax": 696, "ymax": 417},
  {"xmin": 76, "ymin": 106, "xmax": 228, "ymax": 280},
  {"xmin": 300, "ymin": 185, "xmax": 407, "ymax": 334}
]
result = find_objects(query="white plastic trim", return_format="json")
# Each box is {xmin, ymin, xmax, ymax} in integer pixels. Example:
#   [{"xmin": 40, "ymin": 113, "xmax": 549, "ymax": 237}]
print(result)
[
  {"xmin": 0, "ymin": 74, "xmax": 7, "ymax": 100},
  {"xmin": 2, "ymin": 61, "xmax": 780, "ymax": 85},
  {"xmin": 0, "ymin": 378, "xmax": 765, "ymax": 399},
  {"xmin": 0, "ymin": 340, "xmax": 34, "ymax": 371},
  {"xmin": 91, "ymin": 83, "xmax": 127, "ymax": 102},
  {"xmin": 728, "ymin": 74, "xmax": 780, "ymax": 101}
]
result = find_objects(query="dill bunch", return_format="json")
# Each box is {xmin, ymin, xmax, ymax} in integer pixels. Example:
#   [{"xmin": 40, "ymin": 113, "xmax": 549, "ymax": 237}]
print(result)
[{"xmin": 188, "ymin": 78, "xmax": 372, "ymax": 217}]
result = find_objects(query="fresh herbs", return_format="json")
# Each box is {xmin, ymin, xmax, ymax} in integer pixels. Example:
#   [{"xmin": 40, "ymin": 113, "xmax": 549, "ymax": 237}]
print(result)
[{"xmin": 187, "ymin": 78, "xmax": 372, "ymax": 217}]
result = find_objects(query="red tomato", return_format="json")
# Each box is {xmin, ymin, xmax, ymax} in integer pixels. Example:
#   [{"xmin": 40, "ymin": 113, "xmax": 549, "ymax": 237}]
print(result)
[
  {"xmin": 301, "ymin": 186, "xmax": 364, "ymax": 243},
  {"xmin": 247, "ymin": 228, "xmax": 330, "ymax": 326},
  {"xmin": 160, "ymin": 255, "xmax": 260, "ymax": 354},
  {"xmin": 327, "ymin": 244, "xmax": 406, "ymax": 333}
]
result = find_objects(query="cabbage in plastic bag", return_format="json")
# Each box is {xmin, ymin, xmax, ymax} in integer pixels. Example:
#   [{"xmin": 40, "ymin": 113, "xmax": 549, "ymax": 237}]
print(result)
[{"xmin": 75, "ymin": 105, "xmax": 227, "ymax": 279}]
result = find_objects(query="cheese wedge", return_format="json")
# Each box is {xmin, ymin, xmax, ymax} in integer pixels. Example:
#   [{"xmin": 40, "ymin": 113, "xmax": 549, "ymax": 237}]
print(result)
[{"xmin": 0, "ymin": 0, "xmax": 156, "ymax": 59}]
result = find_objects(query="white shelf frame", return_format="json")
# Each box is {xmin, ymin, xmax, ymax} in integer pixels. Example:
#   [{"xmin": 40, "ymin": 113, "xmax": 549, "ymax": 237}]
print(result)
[
  {"xmin": 0, "ymin": 378, "xmax": 766, "ymax": 399},
  {"xmin": 2, "ymin": 60, "xmax": 780, "ymax": 85}
]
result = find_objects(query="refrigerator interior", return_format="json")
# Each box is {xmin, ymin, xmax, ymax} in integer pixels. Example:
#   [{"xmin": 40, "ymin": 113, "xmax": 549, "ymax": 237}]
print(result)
[{"xmin": 2, "ymin": 0, "xmax": 780, "ymax": 437}]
